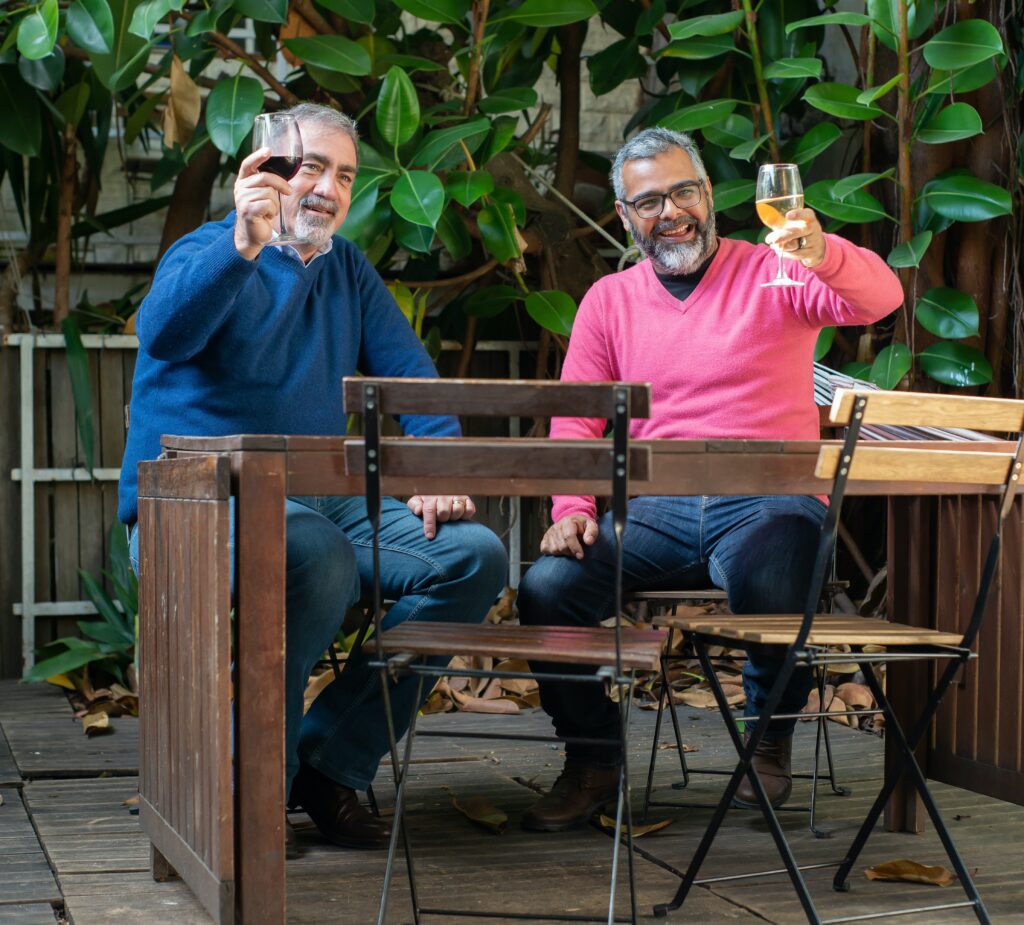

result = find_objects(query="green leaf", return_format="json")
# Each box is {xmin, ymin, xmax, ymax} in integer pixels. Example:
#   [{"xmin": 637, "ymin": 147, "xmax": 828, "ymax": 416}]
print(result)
[
  {"xmin": 869, "ymin": 343, "xmax": 912, "ymax": 390},
  {"xmin": 18, "ymin": 45, "xmax": 64, "ymax": 92},
  {"xmin": 338, "ymin": 175, "xmax": 383, "ymax": 243},
  {"xmin": 129, "ymin": 0, "xmax": 182, "ymax": 39},
  {"xmin": 283, "ymin": 35, "xmax": 372, "ymax": 75},
  {"xmin": 476, "ymin": 116, "xmax": 516, "ymax": 165},
  {"xmin": 667, "ymin": 10, "xmax": 743, "ymax": 40},
  {"xmin": 786, "ymin": 12, "xmax": 873, "ymax": 34},
  {"xmin": 659, "ymin": 34, "xmax": 734, "ymax": 60},
  {"xmin": 922, "ymin": 19, "xmax": 1003, "ymax": 71},
  {"xmin": 392, "ymin": 213, "xmax": 434, "ymax": 254},
  {"xmin": 17, "ymin": 0, "xmax": 59, "ymax": 60},
  {"xmin": 91, "ymin": 0, "xmax": 150, "ymax": 91},
  {"xmin": 376, "ymin": 66, "xmax": 420, "ymax": 147},
  {"xmin": 762, "ymin": 57, "xmax": 822, "ymax": 80},
  {"xmin": 840, "ymin": 361, "xmax": 871, "ymax": 380},
  {"xmin": 832, "ymin": 170, "xmax": 891, "ymax": 201},
  {"xmin": 924, "ymin": 59, "xmax": 1000, "ymax": 96},
  {"xmin": 80, "ymin": 571, "xmax": 132, "ymax": 637},
  {"xmin": 915, "ymin": 287, "xmax": 979, "ymax": 339},
  {"xmin": 919, "ymin": 342, "xmax": 992, "ymax": 387},
  {"xmin": 435, "ymin": 206, "xmax": 471, "ymax": 262},
  {"xmin": 376, "ymin": 53, "xmax": 446, "ymax": 73},
  {"xmin": 316, "ymin": 0, "xmax": 374, "ymax": 24},
  {"xmin": 855, "ymin": 74, "xmax": 902, "ymax": 105},
  {"xmin": 702, "ymin": 113, "xmax": 754, "ymax": 149},
  {"xmin": 587, "ymin": 37, "xmax": 647, "ymax": 96},
  {"xmin": 446, "ymin": 169, "xmax": 494, "ymax": 207},
  {"xmin": 56, "ymin": 81, "xmax": 91, "ymax": 128},
  {"xmin": 306, "ymin": 64, "xmax": 361, "ymax": 94},
  {"xmin": 729, "ymin": 133, "xmax": 770, "ymax": 161},
  {"xmin": 867, "ymin": 0, "xmax": 935, "ymax": 52},
  {"xmin": 124, "ymin": 89, "xmax": 164, "ymax": 143},
  {"xmin": 920, "ymin": 174, "xmax": 1012, "ymax": 222},
  {"xmin": 411, "ymin": 117, "xmax": 490, "ymax": 170},
  {"xmin": 185, "ymin": 0, "xmax": 231, "ymax": 34},
  {"xmin": 781, "ymin": 122, "xmax": 841, "ymax": 167},
  {"xmin": 803, "ymin": 83, "xmax": 883, "ymax": 121},
  {"xmin": 393, "ymin": 0, "xmax": 469, "ymax": 23},
  {"xmin": 61, "ymin": 316, "xmax": 96, "ymax": 475},
  {"xmin": 78, "ymin": 619, "xmax": 132, "ymax": 647},
  {"xmin": 805, "ymin": 179, "xmax": 892, "ymax": 223},
  {"xmin": 231, "ymin": 0, "xmax": 286, "ymax": 24},
  {"xmin": 496, "ymin": 0, "xmax": 597, "ymax": 27},
  {"xmin": 710, "ymin": 178, "xmax": 755, "ymax": 212},
  {"xmin": 658, "ymin": 99, "xmax": 738, "ymax": 132},
  {"xmin": 24, "ymin": 646, "xmax": 109, "ymax": 683},
  {"xmin": 886, "ymin": 231, "xmax": 932, "ymax": 269},
  {"xmin": 490, "ymin": 187, "xmax": 525, "ymax": 226},
  {"xmin": 205, "ymin": 74, "xmax": 263, "ymax": 156},
  {"xmin": 71, "ymin": 195, "xmax": 173, "ymax": 239},
  {"xmin": 462, "ymin": 284, "xmax": 520, "ymax": 318},
  {"xmin": 391, "ymin": 169, "xmax": 445, "ymax": 228},
  {"xmin": 814, "ymin": 327, "xmax": 835, "ymax": 362},
  {"xmin": 0, "ymin": 67, "xmax": 41, "ymax": 158},
  {"xmin": 916, "ymin": 102, "xmax": 983, "ymax": 145},
  {"xmin": 478, "ymin": 87, "xmax": 538, "ymax": 114},
  {"xmin": 67, "ymin": 0, "xmax": 115, "ymax": 55},
  {"xmin": 525, "ymin": 290, "xmax": 577, "ymax": 336},
  {"xmin": 477, "ymin": 202, "xmax": 520, "ymax": 263}
]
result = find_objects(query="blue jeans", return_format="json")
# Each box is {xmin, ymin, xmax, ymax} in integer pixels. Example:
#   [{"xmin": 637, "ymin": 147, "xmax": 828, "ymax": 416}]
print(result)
[
  {"xmin": 516, "ymin": 495, "xmax": 827, "ymax": 765},
  {"xmin": 130, "ymin": 495, "xmax": 507, "ymax": 792}
]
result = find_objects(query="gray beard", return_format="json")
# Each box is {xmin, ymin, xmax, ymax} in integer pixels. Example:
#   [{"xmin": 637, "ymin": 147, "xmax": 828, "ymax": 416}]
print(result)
[
  {"xmin": 628, "ymin": 208, "xmax": 717, "ymax": 275},
  {"xmin": 293, "ymin": 198, "xmax": 338, "ymax": 247}
]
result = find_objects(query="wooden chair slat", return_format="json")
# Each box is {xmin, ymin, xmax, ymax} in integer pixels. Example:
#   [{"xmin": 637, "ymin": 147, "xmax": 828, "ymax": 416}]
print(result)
[
  {"xmin": 830, "ymin": 388, "xmax": 1024, "ymax": 432},
  {"xmin": 343, "ymin": 377, "xmax": 652, "ymax": 419},
  {"xmin": 378, "ymin": 623, "xmax": 667, "ymax": 670},
  {"xmin": 815, "ymin": 445, "xmax": 1014, "ymax": 485}
]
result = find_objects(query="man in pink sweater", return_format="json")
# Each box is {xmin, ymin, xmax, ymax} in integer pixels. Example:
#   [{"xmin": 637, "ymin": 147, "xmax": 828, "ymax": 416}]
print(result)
[{"xmin": 517, "ymin": 127, "xmax": 903, "ymax": 832}]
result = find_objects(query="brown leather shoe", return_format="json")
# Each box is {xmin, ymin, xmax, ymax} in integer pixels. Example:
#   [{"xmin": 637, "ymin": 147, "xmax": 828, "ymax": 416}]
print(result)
[
  {"xmin": 285, "ymin": 817, "xmax": 302, "ymax": 860},
  {"xmin": 522, "ymin": 762, "xmax": 620, "ymax": 832},
  {"xmin": 290, "ymin": 763, "xmax": 391, "ymax": 849},
  {"xmin": 734, "ymin": 733, "xmax": 793, "ymax": 809}
]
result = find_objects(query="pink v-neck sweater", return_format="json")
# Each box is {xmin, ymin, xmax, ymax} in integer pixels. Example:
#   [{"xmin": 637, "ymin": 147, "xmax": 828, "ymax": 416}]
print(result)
[{"xmin": 551, "ymin": 234, "xmax": 903, "ymax": 522}]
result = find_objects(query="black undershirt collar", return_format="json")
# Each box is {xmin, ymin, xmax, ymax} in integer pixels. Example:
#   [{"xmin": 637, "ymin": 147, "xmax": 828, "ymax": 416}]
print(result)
[{"xmin": 653, "ymin": 244, "xmax": 718, "ymax": 302}]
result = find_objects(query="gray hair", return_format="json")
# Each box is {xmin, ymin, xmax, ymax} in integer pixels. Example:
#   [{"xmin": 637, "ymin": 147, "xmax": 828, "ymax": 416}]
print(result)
[
  {"xmin": 281, "ymin": 102, "xmax": 360, "ymax": 163},
  {"xmin": 611, "ymin": 127, "xmax": 708, "ymax": 201}
]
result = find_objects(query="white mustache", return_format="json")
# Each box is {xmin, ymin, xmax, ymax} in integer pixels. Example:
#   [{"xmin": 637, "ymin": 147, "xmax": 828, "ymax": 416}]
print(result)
[{"xmin": 300, "ymin": 195, "xmax": 337, "ymax": 216}]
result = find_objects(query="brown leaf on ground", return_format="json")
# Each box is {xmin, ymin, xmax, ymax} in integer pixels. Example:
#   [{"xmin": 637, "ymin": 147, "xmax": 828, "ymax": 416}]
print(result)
[
  {"xmin": 836, "ymin": 682, "xmax": 874, "ymax": 710},
  {"xmin": 656, "ymin": 742, "xmax": 699, "ymax": 753},
  {"xmin": 489, "ymin": 586, "xmax": 517, "ymax": 623},
  {"xmin": 676, "ymin": 689, "xmax": 718, "ymax": 709},
  {"xmin": 303, "ymin": 669, "xmax": 335, "ymax": 714},
  {"xmin": 420, "ymin": 690, "xmax": 451, "ymax": 715},
  {"xmin": 865, "ymin": 859, "xmax": 955, "ymax": 887},
  {"xmin": 122, "ymin": 794, "xmax": 140, "ymax": 807},
  {"xmin": 598, "ymin": 815, "xmax": 673, "ymax": 837},
  {"xmin": 719, "ymin": 683, "xmax": 745, "ymax": 706},
  {"xmin": 447, "ymin": 790, "xmax": 507, "ymax": 834},
  {"xmin": 82, "ymin": 712, "xmax": 111, "ymax": 736},
  {"xmin": 451, "ymin": 689, "xmax": 520, "ymax": 714}
]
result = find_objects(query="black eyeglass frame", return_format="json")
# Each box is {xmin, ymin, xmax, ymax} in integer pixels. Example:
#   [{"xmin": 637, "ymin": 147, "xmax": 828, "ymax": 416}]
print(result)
[{"xmin": 620, "ymin": 179, "xmax": 705, "ymax": 219}]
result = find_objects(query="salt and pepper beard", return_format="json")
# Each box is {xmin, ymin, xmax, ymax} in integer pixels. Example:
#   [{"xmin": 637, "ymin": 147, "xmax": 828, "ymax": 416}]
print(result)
[
  {"xmin": 626, "ymin": 203, "xmax": 718, "ymax": 275},
  {"xmin": 290, "ymin": 193, "xmax": 339, "ymax": 247}
]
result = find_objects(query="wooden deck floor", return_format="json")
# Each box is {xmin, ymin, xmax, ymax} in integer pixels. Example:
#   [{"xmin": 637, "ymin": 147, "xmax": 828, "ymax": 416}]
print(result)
[{"xmin": 0, "ymin": 679, "xmax": 1020, "ymax": 925}]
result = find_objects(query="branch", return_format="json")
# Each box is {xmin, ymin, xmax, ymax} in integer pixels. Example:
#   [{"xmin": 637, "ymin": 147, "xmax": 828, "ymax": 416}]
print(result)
[
  {"xmin": 554, "ymin": 22, "xmax": 584, "ymax": 197},
  {"xmin": 740, "ymin": 0, "xmax": 780, "ymax": 162},
  {"xmin": 294, "ymin": 0, "xmax": 333, "ymax": 34},
  {"xmin": 464, "ymin": 0, "xmax": 491, "ymax": 115},
  {"xmin": 386, "ymin": 259, "xmax": 498, "ymax": 289},
  {"xmin": 519, "ymin": 102, "xmax": 553, "ymax": 149}
]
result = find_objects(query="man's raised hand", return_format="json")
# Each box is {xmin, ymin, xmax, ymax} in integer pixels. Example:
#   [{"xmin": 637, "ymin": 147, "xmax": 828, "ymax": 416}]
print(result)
[
  {"xmin": 539, "ymin": 515, "xmax": 600, "ymax": 559},
  {"xmin": 765, "ymin": 206, "xmax": 827, "ymax": 269},
  {"xmin": 233, "ymin": 147, "xmax": 294, "ymax": 260}
]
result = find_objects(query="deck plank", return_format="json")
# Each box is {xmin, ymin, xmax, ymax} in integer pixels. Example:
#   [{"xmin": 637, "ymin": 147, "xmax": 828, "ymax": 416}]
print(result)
[
  {"xmin": 0, "ymin": 721, "xmax": 20, "ymax": 786},
  {"xmin": 0, "ymin": 788, "xmax": 61, "ymax": 907},
  {"xmin": 0, "ymin": 904, "xmax": 61, "ymax": 925}
]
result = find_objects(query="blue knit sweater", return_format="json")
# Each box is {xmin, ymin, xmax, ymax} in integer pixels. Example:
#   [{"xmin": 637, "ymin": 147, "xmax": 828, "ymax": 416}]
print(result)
[{"xmin": 118, "ymin": 215, "xmax": 457, "ymax": 525}]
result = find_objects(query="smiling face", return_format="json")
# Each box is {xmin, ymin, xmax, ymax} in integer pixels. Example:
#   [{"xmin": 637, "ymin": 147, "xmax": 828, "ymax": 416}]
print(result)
[
  {"xmin": 280, "ymin": 121, "xmax": 358, "ymax": 256},
  {"xmin": 615, "ymin": 147, "xmax": 717, "ymax": 275}
]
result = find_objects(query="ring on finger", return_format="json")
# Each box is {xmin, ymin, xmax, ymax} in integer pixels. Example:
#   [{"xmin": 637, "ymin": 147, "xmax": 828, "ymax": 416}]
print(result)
[{"xmin": 798, "ymin": 236, "xmax": 807, "ymax": 249}]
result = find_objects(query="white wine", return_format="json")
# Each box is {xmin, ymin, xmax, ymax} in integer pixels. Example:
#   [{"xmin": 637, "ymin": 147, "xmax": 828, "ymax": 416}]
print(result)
[{"xmin": 756, "ymin": 194, "xmax": 804, "ymax": 229}]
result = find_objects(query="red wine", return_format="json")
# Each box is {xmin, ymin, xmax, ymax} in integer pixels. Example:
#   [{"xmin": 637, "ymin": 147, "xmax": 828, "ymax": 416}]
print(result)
[{"xmin": 259, "ymin": 155, "xmax": 301, "ymax": 181}]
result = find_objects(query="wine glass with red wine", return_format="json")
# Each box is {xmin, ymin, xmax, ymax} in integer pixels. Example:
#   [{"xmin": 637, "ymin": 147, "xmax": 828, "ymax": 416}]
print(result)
[{"xmin": 252, "ymin": 113, "xmax": 305, "ymax": 246}]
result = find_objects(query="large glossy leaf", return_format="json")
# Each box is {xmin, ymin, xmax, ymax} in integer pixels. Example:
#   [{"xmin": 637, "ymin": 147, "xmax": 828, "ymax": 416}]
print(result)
[
  {"xmin": 376, "ymin": 66, "xmax": 419, "ymax": 148},
  {"xmin": 729, "ymin": 134, "xmax": 770, "ymax": 161},
  {"xmin": 869, "ymin": 343, "xmax": 912, "ymax": 390},
  {"xmin": 659, "ymin": 99, "xmax": 737, "ymax": 132},
  {"xmin": 786, "ymin": 12, "xmax": 873, "ymax": 34},
  {"xmin": 56, "ymin": 81, "xmax": 91, "ymax": 128},
  {"xmin": 659, "ymin": 34, "xmax": 734, "ymax": 60},
  {"xmin": 91, "ymin": 0, "xmax": 150, "ymax": 91},
  {"xmin": 340, "ymin": 196, "xmax": 390, "ymax": 250},
  {"xmin": 667, "ymin": 10, "xmax": 743, "ymax": 40},
  {"xmin": 129, "ymin": 0, "xmax": 183, "ymax": 39},
  {"xmin": 856, "ymin": 74, "xmax": 902, "ymax": 105},
  {"xmin": 915, "ymin": 288, "xmax": 979, "ymax": 339},
  {"xmin": 916, "ymin": 102, "xmax": 982, "ymax": 145},
  {"xmin": 67, "ymin": 0, "xmax": 115, "ymax": 55},
  {"xmin": 803, "ymin": 83, "xmax": 883, "ymax": 121},
  {"xmin": 702, "ymin": 113, "xmax": 754, "ymax": 148},
  {"xmin": 392, "ymin": 213, "xmax": 434, "ymax": 254},
  {"xmin": 317, "ymin": 0, "xmax": 374, "ymax": 23},
  {"xmin": 805, "ymin": 180, "xmax": 892, "ymax": 223},
  {"xmin": 0, "ymin": 66, "xmax": 41, "ymax": 155},
  {"xmin": 435, "ymin": 206, "xmax": 471, "ymax": 262},
  {"xmin": 185, "ymin": 0, "xmax": 232, "ymax": 34},
  {"xmin": 477, "ymin": 202, "xmax": 520, "ymax": 263},
  {"xmin": 446, "ymin": 169, "xmax": 493, "ymax": 207},
  {"xmin": 462, "ymin": 284, "xmax": 520, "ymax": 318},
  {"xmin": 587, "ymin": 37, "xmax": 647, "ymax": 96},
  {"xmin": 496, "ymin": 0, "xmax": 597, "ymax": 27},
  {"xmin": 391, "ymin": 169, "xmax": 445, "ymax": 228},
  {"xmin": 337, "ymin": 174, "xmax": 382, "ymax": 242},
  {"xmin": 489, "ymin": 187, "xmax": 525, "ymax": 226},
  {"xmin": 922, "ymin": 19, "xmax": 1003, "ymax": 71},
  {"xmin": 17, "ymin": 0, "xmax": 59, "ymax": 60},
  {"xmin": 840, "ymin": 361, "xmax": 871, "ymax": 381},
  {"xmin": 393, "ymin": 0, "xmax": 469, "ymax": 24},
  {"xmin": 206, "ymin": 74, "xmax": 263, "ymax": 155},
  {"xmin": 762, "ymin": 57, "xmax": 822, "ymax": 80},
  {"xmin": 781, "ymin": 122, "xmax": 841, "ymax": 166},
  {"xmin": 867, "ymin": 0, "xmax": 934, "ymax": 53},
  {"xmin": 710, "ymin": 178, "xmax": 755, "ymax": 212},
  {"xmin": 526, "ymin": 290, "xmax": 577, "ymax": 336},
  {"xmin": 832, "ymin": 170, "xmax": 891, "ymax": 201},
  {"xmin": 18, "ymin": 46, "xmax": 64, "ymax": 91},
  {"xmin": 919, "ymin": 342, "xmax": 992, "ymax": 387},
  {"xmin": 411, "ymin": 118, "xmax": 490, "ymax": 170},
  {"xmin": 283, "ymin": 35, "xmax": 371, "ymax": 75},
  {"xmin": 924, "ymin": 59, "xmax": 1000, "ymax": 96},
  {"xmin": 231, "ymin": 0, "xmax": 286, "ymax": 24},
  {"xmin": 920, "ymin": 174, "xmax": 1012, "ymax": 222},
  {"xmin": 478, "ymin": 87, "xmax": 538, "ymax": 114},
  {"xmin": 886, "ymin": 231, "xmax": 932, "ymax": 269},
  {"xmin": 814, "ymin": 327, "xmax": 835, "ymax": 362},
  {"xmin": 376, "ymin": 53, "xmax": 446, "ymax": 73},
  {"xmin": 476, "ymin": 117, "xmax": 517, "ymax": 165}
]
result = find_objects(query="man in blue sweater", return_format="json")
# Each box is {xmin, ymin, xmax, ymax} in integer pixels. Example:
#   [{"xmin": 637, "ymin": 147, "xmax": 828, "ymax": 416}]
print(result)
[{"xmin": 120, "ymin": 103, "xmax": 508, "ymax": 853}]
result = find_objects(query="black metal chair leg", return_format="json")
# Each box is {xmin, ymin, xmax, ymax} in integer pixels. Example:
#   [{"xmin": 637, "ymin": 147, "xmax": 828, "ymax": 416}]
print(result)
[{"xmin": 642, "ymin": 649, "xmax": 671, "ymax": 822}]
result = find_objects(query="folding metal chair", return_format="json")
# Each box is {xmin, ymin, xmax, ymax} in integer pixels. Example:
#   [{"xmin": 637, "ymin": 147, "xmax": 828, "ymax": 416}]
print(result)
[
  {"xmin": 342, "ymin": 376, "xmax": 666, "ymax": 925},
  {"xmin": 653, "ymin": 388, "xmax": 1024, "ymax": 924}
]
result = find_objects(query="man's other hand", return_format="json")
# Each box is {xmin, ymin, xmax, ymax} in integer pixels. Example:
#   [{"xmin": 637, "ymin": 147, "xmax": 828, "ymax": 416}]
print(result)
[
  {"xmin": 407, "ymin": 495, "xmax": 477, "ymax": 539},
  {"xmin": 765, "ymin": 207, "xmax": 826, "ymax": 269},
  {"xmin": 233, "ymin": 146, "xmax": 294, "ymax": 260},
  {"xmin": 539, "ymin": 515, "xmax": 600, "ymax": 559}
]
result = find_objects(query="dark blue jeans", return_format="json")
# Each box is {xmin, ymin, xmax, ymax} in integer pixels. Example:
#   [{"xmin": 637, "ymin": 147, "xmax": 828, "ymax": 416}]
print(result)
[{"xmin": 516, "ymin": 495, "xmax": 827, "ymax": 765}]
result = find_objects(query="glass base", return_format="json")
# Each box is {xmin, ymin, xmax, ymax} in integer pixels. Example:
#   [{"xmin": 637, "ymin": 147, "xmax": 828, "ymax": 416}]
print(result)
[
  {"xmin": 761, "ymin": 276, "xmax": 805, "ymax": 288},
  {"xmin": 266, "ymin": 233, "xmax": 308, "ymax": 246}
]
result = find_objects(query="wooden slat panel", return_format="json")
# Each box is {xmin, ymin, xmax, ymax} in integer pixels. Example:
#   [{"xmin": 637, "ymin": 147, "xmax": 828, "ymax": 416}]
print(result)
[
  {"xmin": 816, "ymin": 444, "xmax": 1014, "ymax": 485},
  {"xmin": 831, "ymin": 388, "xmax": 1024, "ymax": 431},
  {"xmin": 139, "ymin": 456, "xmax": 230, "ymax": 501},
  {"xmin": 379, "ymin": 623, "xmax": 667, "ymax": 670},
  {"xmin": 162, "ymin": 434, "xmax": 286, "ymax": 452},
  {"xmin": 343, "ymin": 377, "xmax": 652, "ymax": 419}
]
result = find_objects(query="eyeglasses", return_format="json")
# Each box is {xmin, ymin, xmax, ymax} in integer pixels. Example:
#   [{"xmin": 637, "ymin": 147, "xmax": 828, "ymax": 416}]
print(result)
[{"xmin": 621, "ymin": 181, "xmax": 703, "ymax": 219}]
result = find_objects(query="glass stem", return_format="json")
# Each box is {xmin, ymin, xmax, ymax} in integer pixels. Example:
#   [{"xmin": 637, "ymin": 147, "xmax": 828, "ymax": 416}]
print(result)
[
  {"xmin": 278, "ymin": 190, "xmax": 288, "ymax": 237},
  {"xmin": 776, "ymin": 251, "xmax": 786, "ymax": 281}
]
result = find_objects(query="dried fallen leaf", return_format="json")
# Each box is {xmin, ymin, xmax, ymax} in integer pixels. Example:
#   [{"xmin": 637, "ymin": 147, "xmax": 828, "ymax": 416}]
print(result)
[
  {"xmin": 598, "ymin": 815, "xmax": 673, "ymax": 837},
  {"xmin": 836, "ymin": 682, "xmax": 873, "ymax": 710},
  {"xmin": 82, "ymin": 712, "xmax": 110, "ymax": 736},
  {"xmin": 676, "ymin": 689, "xmax": 718, "ymax": 709},
  {"xmin": 865, "ymin": 859, "xmax": 955, "ymax": 887},
  {"xmin": 122, "ymin": 794, "xmax": 140, "ymax": 808},
  {"xmin": 447, "ymin": 791, "xmax": 507, "ymax": 835},
  {"xmin": 303, "ymin": 669, "xmax": 335, "ymax": 714},
  {"xmin": 451, "ymin": 689, "xmax": 520, "ymax": 714}
]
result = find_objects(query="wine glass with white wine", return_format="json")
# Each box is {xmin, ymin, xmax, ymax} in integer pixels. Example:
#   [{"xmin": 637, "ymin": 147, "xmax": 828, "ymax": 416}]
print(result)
[{"xmin": 755, "ymin": 163, "xmax": 805, "ymax": 288}]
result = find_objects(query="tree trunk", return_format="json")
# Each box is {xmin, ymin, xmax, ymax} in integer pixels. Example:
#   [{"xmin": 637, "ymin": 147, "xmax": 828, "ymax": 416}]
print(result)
[
  {"xmin": 156, "ymin": 142, "xmax": 223, "ymax": 263},
  {"xmin": 554, "ymin": 22, "xmax": 584, "ymax": 199}
]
